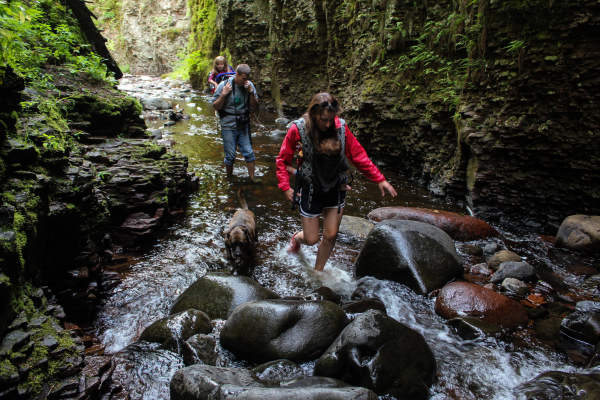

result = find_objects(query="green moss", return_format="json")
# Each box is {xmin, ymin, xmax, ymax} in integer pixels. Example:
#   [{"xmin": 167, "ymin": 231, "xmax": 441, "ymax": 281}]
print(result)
[
  {"xmin": 12, "ymin": 212, "xmax": 27, "ymax": 270},
  {"xmin": 1, "ymin": 191, "xmax": 16, "ymax": 204},
  {"xmin": 466, "ymin": 155, "xmax": 478, "ymax": 192},
  {"xmin": 174, "ymin": 0, "xmax": 217, "ymax": 86}
]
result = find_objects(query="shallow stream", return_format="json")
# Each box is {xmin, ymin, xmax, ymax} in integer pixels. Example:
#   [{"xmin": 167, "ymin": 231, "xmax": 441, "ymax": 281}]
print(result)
[{"xmin": 93, "ymin": 75, "xmax": 598, "ymax": 399}]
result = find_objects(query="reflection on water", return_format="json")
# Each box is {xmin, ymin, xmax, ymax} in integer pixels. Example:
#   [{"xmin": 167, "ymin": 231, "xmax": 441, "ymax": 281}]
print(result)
[{"xmin": 95, "ymin": 76, "xmax": 592, "ymax": 399}]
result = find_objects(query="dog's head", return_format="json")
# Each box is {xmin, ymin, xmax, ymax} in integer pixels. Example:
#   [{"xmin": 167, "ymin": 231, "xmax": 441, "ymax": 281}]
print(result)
[{"xmin": 224, "ymin": 225, "xmax": 255, "ymax": 273}]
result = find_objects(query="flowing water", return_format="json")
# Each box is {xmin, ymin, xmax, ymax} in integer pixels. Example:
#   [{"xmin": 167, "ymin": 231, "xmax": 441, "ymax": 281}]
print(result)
[{"xmin": 93, "ymin": 75, "xmax": 597, "ymax": 399}]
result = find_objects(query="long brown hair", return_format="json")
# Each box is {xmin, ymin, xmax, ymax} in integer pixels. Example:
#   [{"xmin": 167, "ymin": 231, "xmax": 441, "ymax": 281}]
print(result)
[
  {"xmin": 302, "ymin": 92, "xmax": 342, "ymax": 146},
  {"xmin": 212, "ymin": 55, "xmax": 228, "ymax": 73}
]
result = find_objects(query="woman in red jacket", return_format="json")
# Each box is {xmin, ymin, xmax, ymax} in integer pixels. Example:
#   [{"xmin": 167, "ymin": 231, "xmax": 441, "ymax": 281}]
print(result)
[{"xmin": 276, "ymin": 92, "xmax": 397, "ymax": 271}]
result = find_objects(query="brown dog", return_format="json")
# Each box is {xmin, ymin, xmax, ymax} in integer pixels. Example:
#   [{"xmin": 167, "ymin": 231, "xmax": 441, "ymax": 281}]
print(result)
[{"xmin": 224, "ymin": 189, "xmax": 257, "ymax": 274}]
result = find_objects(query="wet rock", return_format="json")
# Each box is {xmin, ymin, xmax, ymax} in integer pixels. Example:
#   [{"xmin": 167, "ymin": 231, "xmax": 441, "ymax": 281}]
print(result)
[
  {"xmin": 355, "ymin": 220, "xmax": 462, "ymax": 294},
  {"xmin": 501, "ymin": 278, "xmax": 529, "ymax": 297},
  {"xmin": 3, "ymin": 138, "xmax": 39, "ymax": 165},
  {"xmin": 139, "ymin": 309, "xmax": 212, "ymax": 354},
  {"xmin": 516, "ymin": 371, "xmax": 600, "ymax": 400},
  {"xmin": 220, "ymin": 299, "xmax": 348, "ymax": 363},
  {"xmin": 487, "ymin": 249, "xmax": 522, "ymax": 270},
  {"xmin": 556, "ymin": 215, "xmax": 600, "ymax": 253},
  {"xmin": 338, "ymin": 215, "xmax": 374, "ymax": 242},
  {"xmin": 469, "ymin": 262, "xmax": 493, "ymax": 276},
  {"xmin": 483, "ymin": 242, "xmax": 501, "ymax": 255},
  {"xmin": 560, "ymin": 307, "xmax": 600, "ymax": 346},
  {"xmin": 490, "ymin": 261, "xmax": 536, "ymax": 283},
  {"xmin": 342, "ymin": 298, "xmax": 387, "ymax": 316},
  {"xmin": 314, "ymin": 309, "xmax": 436, "ymax": 399},
  {"xmin": 576, "ymin": 301, "xmax": 600, "ymax": 314},
  {"xmin": 0, "ymin": 360, "xmax": 19, "ymax": 388},
  {"xmin": 448, "ymin": 316, "xmax": 503, "ymax": 340},
  {"xmin": 306, "ymin": 286, "xmax": 341, "ymax": 303},
  {"xmin": 170, "ymin": 365, "xmax": 259, "ymax": 399},
  {"xmin": 275, "ymin": 117, "xmax": 290, "ymax": 126},
  {"xmin": 0, "ymin": 330, "xmax": 31, "ymax": 356},
  {"xmin": 435, "ymin": 281, "xmax": 529, "ymax": 329},
  {"xmin": 582, "ymin": 275, "xmax": 600, "ymax": 297},
  {"xmin": 170, "ymin": 272, "xmax": 280, "ymax": 319},
  {"xmin": 48, "ymin": 376, "xmax": 79, "ymax": 399},
  {"xmin": 141, "ymin": 97, "xmax": 172, "ymax": 110},
  {"xmin": 182, "ymin": 334, "xmax": 217, "ymax": 366},
  {"xmin": 170, "ymin": 364, "xmax": 377, "ymax": 400},
  {"xmin": 459, "ymin": 243, "xmax": 484, "ymax": 256},
  {"xmin": 252, "ymin": 359, "xmax": 304, "ymax": 385},
  {"xmin": 41, "ymin": 335, "xmax": 59, "ymax": 350},
  {"xmin": 367, "ymin": 206, "xmax": 497, "ymax": 241}
]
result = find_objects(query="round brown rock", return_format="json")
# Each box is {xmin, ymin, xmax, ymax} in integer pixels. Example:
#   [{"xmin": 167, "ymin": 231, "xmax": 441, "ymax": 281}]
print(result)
[
  {"xmin": 434, "ymin": 281, "xmax": 528, "ymax": 329},
  {"xmin": 367, "ymin": 206, "xmax": 497, "ymax": 241}
]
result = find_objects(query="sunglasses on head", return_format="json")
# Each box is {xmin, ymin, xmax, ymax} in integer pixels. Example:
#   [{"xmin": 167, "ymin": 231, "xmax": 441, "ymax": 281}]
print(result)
[{"xmin": 313, "ymin": 99, "xmax": 338, "ymax": 111}]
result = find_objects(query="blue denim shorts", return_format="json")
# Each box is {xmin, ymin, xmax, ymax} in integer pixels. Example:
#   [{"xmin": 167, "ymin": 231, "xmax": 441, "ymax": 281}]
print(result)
[{"xmin": 221, "ymin": 129, "xmax": 255, "ymax": 166}]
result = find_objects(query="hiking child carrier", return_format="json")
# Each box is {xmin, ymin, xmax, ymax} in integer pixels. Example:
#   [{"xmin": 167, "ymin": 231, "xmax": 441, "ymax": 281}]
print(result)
[
  {"xmin": 291, "ymin": 117, "xmax": 351, "ymax": 213},
  {"xmin": 217, "ymin": 76, "xmax": 251, "ymax": 131}
]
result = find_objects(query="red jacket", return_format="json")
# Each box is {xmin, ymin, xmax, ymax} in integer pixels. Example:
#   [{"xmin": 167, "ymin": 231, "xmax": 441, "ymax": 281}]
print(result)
[{"xmin": 276, "ymin": 116, "xmax": 385, "ymax": 191}]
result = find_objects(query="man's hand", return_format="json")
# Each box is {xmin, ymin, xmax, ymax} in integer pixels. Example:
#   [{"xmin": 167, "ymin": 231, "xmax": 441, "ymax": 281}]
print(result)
[
  {"xmin": 222, "ymin": 81, "xmax": 232, "ymax": 95},
  {"xmin": 378, "ymin": 180, "xmax": 397, "ymax": 197},
  {"xmin": 244, "ymin": 80, "xmax": 254, "ymax": 94}
]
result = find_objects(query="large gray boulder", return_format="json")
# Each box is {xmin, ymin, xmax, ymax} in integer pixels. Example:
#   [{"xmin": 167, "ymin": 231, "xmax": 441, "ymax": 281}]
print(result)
[
  {"xmin": 314, "ymin": 309, "xmax": 436, "ymax": 399},
  {"xmin": 355, "ymin": 220, "xmax": 462, "ymax": 294},
  {"xmin": 338, "ymin": 215, "xmax": 374, "ymax": 242},
  {"xmin": 170, "ymin": 273, "xmax": 280, "ymax": 319},
  {"xmin": 170, "ymin": 365, "xmax": 378, "ymax": 400},
  {"xmin": 139, "ymin": 309, "xmax": 211, "ymax": 354},
  {"xmin": 220, "ymin": 299, "xmax": 348, "ymax": 363},
  {"xmin": 556, "ymin": 214, "xmax": 600, "ymax": 253}
]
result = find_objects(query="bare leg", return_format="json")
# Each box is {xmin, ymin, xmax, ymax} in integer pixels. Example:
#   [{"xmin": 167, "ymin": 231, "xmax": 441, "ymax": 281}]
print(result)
[
  {"xmin": 314, "ymin": 207, "xmax": 343, "ymax": 271},
  {"xmin": 246, "ymin": 161, "xmax": 255, "ymax": 181},
  {"xmin": 296, "ymin": 216, "xmax": 320, "ymax": 245}
]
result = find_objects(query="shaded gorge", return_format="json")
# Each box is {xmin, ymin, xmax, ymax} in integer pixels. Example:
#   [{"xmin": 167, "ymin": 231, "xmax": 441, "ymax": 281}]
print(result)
[{"xmin": 91, "ymin": 75, "xmax": 599, "ymax": 400}]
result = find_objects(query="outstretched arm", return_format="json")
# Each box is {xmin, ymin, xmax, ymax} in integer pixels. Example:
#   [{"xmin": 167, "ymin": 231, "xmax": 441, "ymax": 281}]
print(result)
[{"xmin": 345, "ymin": 124, "xmax": 397, "ymax": 197}]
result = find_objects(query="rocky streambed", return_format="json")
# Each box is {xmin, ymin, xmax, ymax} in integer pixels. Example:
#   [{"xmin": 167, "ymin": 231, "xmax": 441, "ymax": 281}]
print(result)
[{"xmin": 73, "ymin": 76, "xmax": 599, "ymax": 400}]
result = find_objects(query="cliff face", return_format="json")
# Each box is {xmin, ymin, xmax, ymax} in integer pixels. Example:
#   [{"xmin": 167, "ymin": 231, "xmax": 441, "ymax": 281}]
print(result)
[
  {"xmin": 205, "ymin": 0, "xmax": 600, "ymax": 232},
  {"xmin": 91, "ymin": 0, "xmax": 190, "ymax": 75}
]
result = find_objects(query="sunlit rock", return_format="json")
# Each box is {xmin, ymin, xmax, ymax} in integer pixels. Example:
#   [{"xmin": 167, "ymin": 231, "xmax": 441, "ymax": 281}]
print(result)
[
  {"xmin": 338, "ymin": 215, "xmax": 374, "ymax": 241},
  {"xmin": 556, "ymin": 214, "xmax": 600, "ymax": 253},
  {"xmin": 435, "ymin": 281, "xmax": 529, "ymax": 329},
  {"xmin": 139, "ymin": 309, "xmax": 211, "ymax": 354},
  {"xmin": 501, "ymin": 277, "xmax": 529, "ymax": 298},
  {"xmin": 170, "ymin": 273, "xmax": 280, "ymax": 319},
  {"xmin": 486, "ymin": 249, "xmax": 522, "ymax": 270},
  {"xmin": 170, "ymin": 364, "xmax": 377, "ymax": 400},
  {"xmin": 490, "ymin": 261, "xmax": 536, "ymax": 283},
  {"xmin": 355, "ymin": 220, "xmax": 462, "ymax": 294},
  {"xmin": 367, "ymin": 206, "xmax": 497, "ymax": 241},
  {"xmin": 314, "ymin": 309, "xmax": 436, "ymax": 399},
  {"xmin": 220, "ymin": 299, "xmax": 348, "ymax": 363}
]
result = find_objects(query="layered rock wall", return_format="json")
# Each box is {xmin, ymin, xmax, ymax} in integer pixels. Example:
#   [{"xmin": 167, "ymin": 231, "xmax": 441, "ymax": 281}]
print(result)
[
  {"xmin": 207, "ymin": 0, "xmax": 600, "ymax": 231},
  {"xmin": 91, "ymin": 0, "xmax": 190, "ymax": 75}
]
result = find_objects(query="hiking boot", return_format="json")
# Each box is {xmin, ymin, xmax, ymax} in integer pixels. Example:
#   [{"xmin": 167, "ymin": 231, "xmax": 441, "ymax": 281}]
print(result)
[{"xmin": 287, "ymin": 233, "xmax": 300, "ymax": 254}]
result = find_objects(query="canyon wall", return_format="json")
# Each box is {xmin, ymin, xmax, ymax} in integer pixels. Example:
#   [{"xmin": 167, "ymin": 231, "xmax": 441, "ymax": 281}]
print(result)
[{"xmin": 198, "ymin": 0, "xmax": 600, "ymax": 232}]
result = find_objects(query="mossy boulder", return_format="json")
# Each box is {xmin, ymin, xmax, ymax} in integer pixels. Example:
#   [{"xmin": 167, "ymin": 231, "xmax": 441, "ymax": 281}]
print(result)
[{"xmin": 170, "ymin": 273, "xmax": 280, "ymax": 319}]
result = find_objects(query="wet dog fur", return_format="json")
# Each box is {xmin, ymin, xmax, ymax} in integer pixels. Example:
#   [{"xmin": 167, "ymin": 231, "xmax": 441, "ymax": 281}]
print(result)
[{"xmin": 224, "ymin": 189, "xmax": 257, "ymax": 275}]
